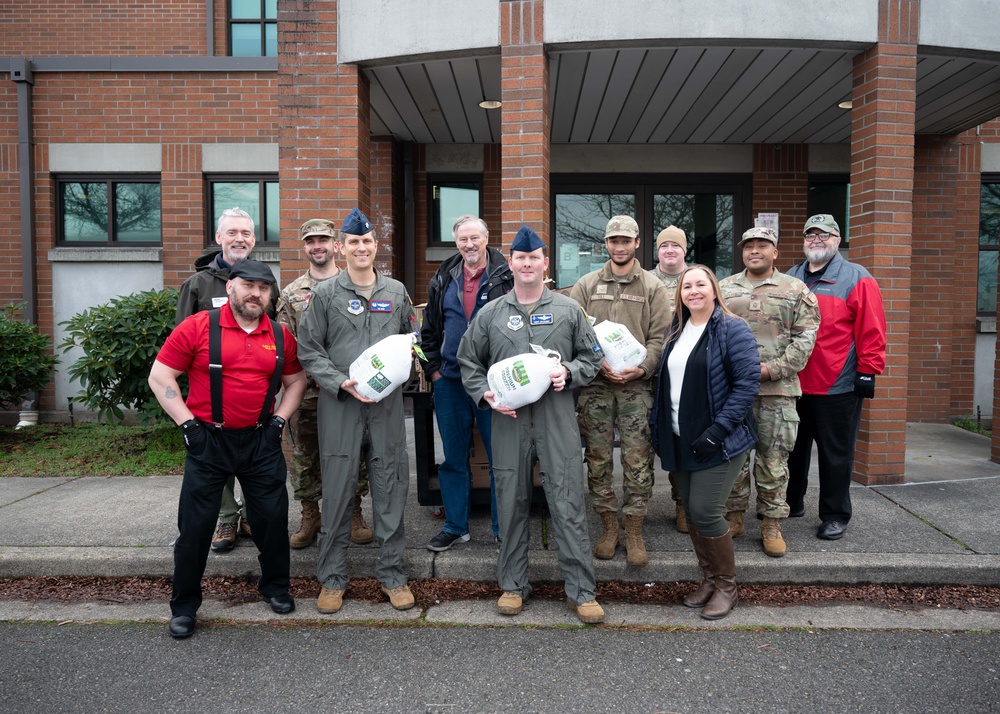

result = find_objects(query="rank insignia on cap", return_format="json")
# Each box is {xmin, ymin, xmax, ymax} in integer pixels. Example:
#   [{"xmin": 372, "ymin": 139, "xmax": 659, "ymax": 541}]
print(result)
[
  {"xmin": 530, "ymin": 313, "xmax": 553, "ymax": 325},
  {"xmin": 370, "ymin": 300, "xmax": 392, "ymax": 312},
  {"xmin": 348, "ymin": 299, "xmax": 364, "ymax": 315},
  {"xmin": 507, "ymin": 315, "xmax": 524, "ymax": 331}
]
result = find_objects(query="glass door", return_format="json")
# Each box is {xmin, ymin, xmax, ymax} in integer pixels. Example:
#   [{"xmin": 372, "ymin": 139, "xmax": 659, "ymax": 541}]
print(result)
[{"xmin": 551, "ymin": 175, "xmax": 749, "ymax": 287}]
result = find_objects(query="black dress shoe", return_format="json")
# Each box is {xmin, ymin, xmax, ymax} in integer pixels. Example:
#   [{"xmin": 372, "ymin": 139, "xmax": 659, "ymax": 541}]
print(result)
[
  {"xmin": 265, "ymin": 594, "xmax": 295, "ymax": 614},
  {"xmin": 817, "ymin": 521, "xmax": 846, "ymax": 540},
  {"xmin": 169, "ymin": 615, "xmax": 196, "ymax": 639},
  {"xmin": 788, "ymin": 505, "xmax": 805, "ymax": 518}
]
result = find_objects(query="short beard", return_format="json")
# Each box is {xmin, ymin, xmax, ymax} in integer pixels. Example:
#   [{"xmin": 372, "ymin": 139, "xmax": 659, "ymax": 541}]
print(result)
[
  {"xmin": 804, "ymin": 244, "xmax": 838, "ymax": 265},
  {"xmin": 232, "ymin": 294, "xmax": 265, "ymax": 321}
]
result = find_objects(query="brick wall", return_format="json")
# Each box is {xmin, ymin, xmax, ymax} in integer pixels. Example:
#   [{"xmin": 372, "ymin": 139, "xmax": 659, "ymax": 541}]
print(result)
[
  {"xmin": 277, "ymin": 0, "xmax": 370, "ymax": 279},
  {"xmin": 370, "ymin": 137, "xmax": 401, "ymax": 277},
  {"xmin": 2, "ymin": 1, "xmax": 210, "ymax": 56},
  {"xmin": 751, "ymin": 144, "xmax": 808, "ymax": 272},
  {"xmin": 0, "ymin": 84, "xmax": 20, "ymax": 308},
  {"xmin": 909, "ymin": 136, "xmax": 964, "ymax": 421},
  {"xmin": 847, "ymin": 0, "xmax": 918, "ymax": 484},
  {"xmin": 500, "ymin": 0, "xmax": 550, "ymax": 244},
  {"xmin": 162, "ymin": 144, "xmax": 205, "ymax": 291}
]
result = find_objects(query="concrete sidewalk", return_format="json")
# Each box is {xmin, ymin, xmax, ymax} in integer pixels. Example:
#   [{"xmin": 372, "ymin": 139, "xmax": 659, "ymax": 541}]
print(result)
[{"xmin": 0, "ymin": 422, "xmax": 998, "ymax": 588}]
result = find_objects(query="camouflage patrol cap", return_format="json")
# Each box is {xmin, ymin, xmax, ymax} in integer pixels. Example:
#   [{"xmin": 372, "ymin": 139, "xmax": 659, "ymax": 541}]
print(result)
[
  {"xmin": 738, "ymin": 226, "xmax": 778, "ymax": 247},
  {"xmin": 655, "ymin": 225, "xmax": 687, "ymax": 253},
  {"xmin": 300, "ymin": 218, "xmax": 336, "ymax": 240},
  {"xmin": 803, "ymin": 214, "xmax": 840, "ymax": 237},
  {"xmin": 605, "ymin": 215, "xmax": 639, "ymax": 240}
]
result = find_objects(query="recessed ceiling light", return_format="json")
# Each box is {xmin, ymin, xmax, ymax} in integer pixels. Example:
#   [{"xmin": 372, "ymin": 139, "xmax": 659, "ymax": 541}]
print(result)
[
  {"xmin": 479, "ymin": 100, "xmax": 502, "ymax": 110},
  {"xmin": 838, "ymin": 100, "xmax": 853, "ymax": 109}
]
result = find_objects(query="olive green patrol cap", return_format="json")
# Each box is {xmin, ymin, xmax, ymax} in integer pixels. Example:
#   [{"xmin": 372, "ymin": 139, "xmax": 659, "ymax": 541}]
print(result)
[
  {"xmin": 738, "ymin": 226, "xmax": 778, "ymax": 246},
  {"xmin": 802, "ymin": 214, "xmax": 840, "ymax": 236}
]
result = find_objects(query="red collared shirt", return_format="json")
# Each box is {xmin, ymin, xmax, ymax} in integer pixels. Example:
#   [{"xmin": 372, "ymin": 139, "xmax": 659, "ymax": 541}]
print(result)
[
  {"xmin": 462, "ymin": 264, "xmax": 486, "ymax": 320},
  {"xmin": 156, "ymin": 307, "xmax": 303, "ymax": 428}
]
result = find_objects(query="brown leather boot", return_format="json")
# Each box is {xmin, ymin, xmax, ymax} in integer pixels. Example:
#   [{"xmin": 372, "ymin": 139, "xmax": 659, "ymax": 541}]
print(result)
[
  {"xmin": 683, "ymin": 526, "xmax": 715, "ymax": 608},
  {"xmin": 761, "ymin": 516, "xmax": 786, "ymax": 557},
  {"xmin": 700, "ymin": 530, "xmax": 738, "ymax": 620},
  {"xmin": 351, "ymin": 495, "xmax": 374, "ymax": 545},
  {"xmin": 290, "ymin": 500, "xmax": 321, "ymax": 549},
  {"xmin": 675, "ymin": 502, "xmax": 689, "ymax": 534},
  {"xmin": 593, "ymin": 511, "xmax": 619, "ymax": 559},
  {"xmin": 622, "ymin": 514, "xmax": 648, "ymax": 566},
  {"xmin": 725, "ymin": 510, "xmax": 745, "ymax": 537}
]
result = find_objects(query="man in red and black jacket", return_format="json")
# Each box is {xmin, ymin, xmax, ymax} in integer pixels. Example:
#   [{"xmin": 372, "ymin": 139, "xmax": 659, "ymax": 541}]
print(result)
[{"xmin": 786, "ymin": 214, "xmax": 886, "ymax": 541}]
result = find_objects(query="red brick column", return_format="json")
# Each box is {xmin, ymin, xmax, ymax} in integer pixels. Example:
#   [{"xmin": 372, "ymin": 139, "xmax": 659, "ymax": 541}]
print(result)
[
  {"xmin": 751, "ymin": 144, "xmax": 809, "ymax": 272},
  {"xmin": 161, "ymin": 143, "xmax": 204, "ymax": 290},
  {"xmin": 500, "ymin": 0, "xmax": 549, "ymax": 248},
  {"xmin": 278, "ymin": 0, "xmax": 371, "ymax": 279},
  {"xmin": 847, "ymin": 0, "xmax": 918, "ymax": 485},
  {"xmin": 952, "ymin": 135, "xmax": 982, "ymax": 423},
  {"xmin": 370, "ymin": 137, "xmax": 400, "ymax": 276}
]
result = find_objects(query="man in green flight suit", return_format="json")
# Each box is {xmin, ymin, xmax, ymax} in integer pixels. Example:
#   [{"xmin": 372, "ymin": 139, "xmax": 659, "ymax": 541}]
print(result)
[
  {"xmin": 458, "ymin": 225, "xmax": 607, "ymax": 624},
  {"xmin": 296, "ymin": 208, "xmax": 418, "ymax": 615}
]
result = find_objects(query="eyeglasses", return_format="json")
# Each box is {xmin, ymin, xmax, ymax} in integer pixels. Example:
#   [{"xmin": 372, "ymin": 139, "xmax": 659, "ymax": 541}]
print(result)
[{"xmin": 804, "ymin": 232, "xmax": 834, "ymax": 242}]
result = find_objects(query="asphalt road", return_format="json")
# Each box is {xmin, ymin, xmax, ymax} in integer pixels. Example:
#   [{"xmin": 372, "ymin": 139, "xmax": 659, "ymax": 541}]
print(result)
[{"xmin": 4, "ymin": 622, "xmax": 998, "ymax": 713}]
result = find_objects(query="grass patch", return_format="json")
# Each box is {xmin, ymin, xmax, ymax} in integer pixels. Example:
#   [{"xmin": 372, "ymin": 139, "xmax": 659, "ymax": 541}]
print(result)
[
  {"xmin": 0, "ymin": 422, "xmax": 185, "ymax": 477},
  {"xmin": 952, "ymin": 415, "xmax": 992, "ymax": 437}
]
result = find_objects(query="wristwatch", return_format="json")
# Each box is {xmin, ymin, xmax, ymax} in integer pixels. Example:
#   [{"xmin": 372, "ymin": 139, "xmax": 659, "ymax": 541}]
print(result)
[{"xmin": 269, "ymin": 415, "xmax": 286, "ymax": 430}]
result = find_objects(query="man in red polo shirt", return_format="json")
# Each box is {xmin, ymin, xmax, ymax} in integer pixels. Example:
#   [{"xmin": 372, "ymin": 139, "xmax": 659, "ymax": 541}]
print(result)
[{"xmin": 149, "ymin": 258, "xmax": 306, "ymax": 639}]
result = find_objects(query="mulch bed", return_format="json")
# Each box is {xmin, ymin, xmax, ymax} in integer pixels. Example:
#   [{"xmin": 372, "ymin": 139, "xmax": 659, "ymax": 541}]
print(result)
[{"xmin": 2, "ymin": 576, "xmax": 998, "ymax": 612}]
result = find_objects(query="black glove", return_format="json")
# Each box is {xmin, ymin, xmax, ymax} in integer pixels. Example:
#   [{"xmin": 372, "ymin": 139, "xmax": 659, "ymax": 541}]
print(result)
[
  {"xmin": 180, "ymin": 418, "xmax": 204, "ymax": 452},
  {"xmin": 265, "ymin": 414, "xmax": 286, "ymax": 446},
  {"xmin": 691, "ymin": 423, "xmax": 727, "ymax": 463},
  {"xmin": 854, "ymin": 373, "xmax": 875, "ymax": 399}
]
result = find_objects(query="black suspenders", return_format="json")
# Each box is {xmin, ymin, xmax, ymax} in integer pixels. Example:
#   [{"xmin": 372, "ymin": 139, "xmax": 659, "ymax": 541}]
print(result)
[{"xmin": 207, "ymin": 308, "xmax": 285, "ymax": 427}]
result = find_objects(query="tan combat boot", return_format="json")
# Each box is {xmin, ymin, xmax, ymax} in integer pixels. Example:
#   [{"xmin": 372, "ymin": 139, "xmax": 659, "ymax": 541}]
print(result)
[
  {"xmin": 622, "ymin": 514, "xmax": 649, "ymax": 566},
  {"xmin": 351, "ymin": 495, "xmax": 374, "ymax": 545},
  {"xmin": 497, "ymin": 591, "xmax": 523, "ymax": 616},
  {"xmin": 725, "ymin": 510, "xmax": 745, "ymax": 537},
  {"xmin": 568, "ymin": 598, "xmax": 605, "ymax": 624},
  {"xmin": 761, "ymin": 516, "xmax": 787, "ymax": 557},
  {"xmin": 290, "ymin": 500, "xmax": 321, "ymax": 549},
  {"xmin": 381, "ymin": 584, "xmax": 415, "ymax": 610},
  {"xmin": 675, "ymin": 502, "xmax": 690, "ymax": 534},
  {"xmin": 317, "ymin": 587, "xmax": 345, "ymax": 614},
  {"xmin": 593, "ymin": 511, "xmax": 619, "ymax": 559}
]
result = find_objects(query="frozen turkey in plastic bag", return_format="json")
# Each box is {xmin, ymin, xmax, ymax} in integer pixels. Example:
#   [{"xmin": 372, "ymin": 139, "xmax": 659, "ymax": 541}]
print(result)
[
  {"xmin": 349, "ymin": 333, "xmax": 416, "ymax": 402},
  {"xmin": 592, "ymin": 321, "xmax": 646, "ymax": 373},
  {"xmin": 487, "ymin": 344, "xmax": 562, "ymax": 410}
]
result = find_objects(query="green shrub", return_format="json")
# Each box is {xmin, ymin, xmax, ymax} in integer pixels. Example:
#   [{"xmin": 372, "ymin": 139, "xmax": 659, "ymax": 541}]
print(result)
[
  {"xmin": 0, "ymin": 304, "xmax": 58, "ymax": 410},
  {"xmin": 59, "ymin": 288, "xmax": 180, "ymax": 423}
]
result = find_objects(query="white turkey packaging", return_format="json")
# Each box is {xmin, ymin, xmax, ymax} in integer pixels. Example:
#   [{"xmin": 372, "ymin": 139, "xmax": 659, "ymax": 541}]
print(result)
[
  {"xmin": 349, "ymin": 333, "xmax": 416, "ymax": 402},
  {"xmin": 487, "ymin": 344, "xmax": 562, "ymax": 410},
  {"xmin": 592, "ymin": 321, "xmax": 646, "ymax": 373}
]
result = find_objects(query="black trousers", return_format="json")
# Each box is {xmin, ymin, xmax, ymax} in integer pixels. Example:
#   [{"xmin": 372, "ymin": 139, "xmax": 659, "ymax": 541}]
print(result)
[
  {"xmin": 787, "ymin": 392, "xmax": 864, "ymax": 525},
  {"xmin": 171, "ymin": 424, "xmax": 290, "ymax": 617}
]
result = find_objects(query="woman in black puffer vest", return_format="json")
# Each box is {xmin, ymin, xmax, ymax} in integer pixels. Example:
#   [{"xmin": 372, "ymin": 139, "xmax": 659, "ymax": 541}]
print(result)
[{"xmin": 650, "ymin": 265, "xmax": 760, "ymax": 620}]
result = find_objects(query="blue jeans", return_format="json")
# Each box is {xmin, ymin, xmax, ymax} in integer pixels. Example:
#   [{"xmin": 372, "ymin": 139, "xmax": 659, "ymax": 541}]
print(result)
[{"xmin": 433, "ymin": 376, "xmax": 499, "ymax": 537}]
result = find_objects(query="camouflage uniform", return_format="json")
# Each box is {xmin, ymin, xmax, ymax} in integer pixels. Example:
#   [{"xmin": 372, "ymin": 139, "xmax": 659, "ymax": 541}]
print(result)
[
  {"xmin": 649, "ymin": 265, "xmax": 685, "ymax": 506},
  {"xmin": 276, "ymin": 270, "xmax": 369, "ymax": 504},
  {"xmin": 719, "ymin": 269, "xmax": 820, "ymax": 517},
  {"xmin": 570, "ymin": 261, "xmax": 670, "ymax": 517}
]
